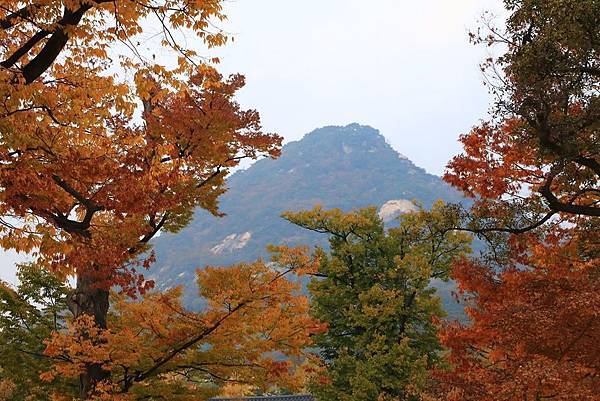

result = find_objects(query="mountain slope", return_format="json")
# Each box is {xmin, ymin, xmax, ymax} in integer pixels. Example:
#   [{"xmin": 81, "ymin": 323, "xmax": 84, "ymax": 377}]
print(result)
[{"xmin": 150, "ymin": 124, "xmax": 466, "ymax": 313}]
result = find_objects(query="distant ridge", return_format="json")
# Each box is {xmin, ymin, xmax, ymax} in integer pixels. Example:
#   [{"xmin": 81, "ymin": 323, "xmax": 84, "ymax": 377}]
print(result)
[{"xmin": 150, "ymin": 124, "xmax": 466, "ymax": 315}]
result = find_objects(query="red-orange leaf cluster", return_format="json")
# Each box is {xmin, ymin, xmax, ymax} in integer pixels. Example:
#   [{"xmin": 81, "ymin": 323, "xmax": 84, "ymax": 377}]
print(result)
[
  {"xmin": 435, "ymin": 234, "xmax": 599, "ymax": 401},
  {"xmin": 437, "ymin": 2, "xmax": 599, "ymax": 399}
]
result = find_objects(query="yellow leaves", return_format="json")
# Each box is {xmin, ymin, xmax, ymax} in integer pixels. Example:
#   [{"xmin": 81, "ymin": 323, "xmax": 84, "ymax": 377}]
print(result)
[
  {"xmin": 219, "ymin": 383, "xmax": 255, "ymax": 398},
  {"xmin": 268, "ymin": 245, "xmax": 320, "ymax": 276},
  {"xmin": 42, "ymin": 258, "xmax": 318, "ymax": 398},
  {"xmin": 197, "ymin": 258, "xmax": 307, "ymax": 326}
]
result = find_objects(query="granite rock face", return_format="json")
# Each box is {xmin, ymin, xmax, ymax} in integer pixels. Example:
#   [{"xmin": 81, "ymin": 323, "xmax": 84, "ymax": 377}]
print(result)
[{"xmin": 378, "ymin": 199, "xmax": 418, "ymax": 222}]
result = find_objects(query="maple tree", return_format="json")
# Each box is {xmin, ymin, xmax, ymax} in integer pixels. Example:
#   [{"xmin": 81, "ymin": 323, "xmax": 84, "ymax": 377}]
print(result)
[
  {"xmin": 433, "ymin": 233, "xmax": 599, "ymax": 401},
  {"xmin": 0, "ymin": 0, "xmax": 228, "ymax": 82},
  {"xmin": 1, "ymin": 257, "xmax": 321, "ymax": 400},
  {"xmin": 276, "ymin": 202, "xmax": 472, "ymax": 401},
  {"xmin": 434, "ymin": 1, "xmax": 600, "ymax": 400},
  {"xmin": 0, "ymin": 1, "xmax": 285, "ymax": 398},
  {"xmin": 444, "ymin": 0, "xmax": 599, "ymax": 236},
  {"xmin": 0, "ymin": 67, "xmax": 281, "ymax": 397}
]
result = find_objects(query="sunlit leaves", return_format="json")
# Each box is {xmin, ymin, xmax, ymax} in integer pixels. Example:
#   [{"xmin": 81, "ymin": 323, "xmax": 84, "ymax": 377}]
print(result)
[{"xmin": 42, "ymin": 258, "xmax": 320, "ymax": 399}]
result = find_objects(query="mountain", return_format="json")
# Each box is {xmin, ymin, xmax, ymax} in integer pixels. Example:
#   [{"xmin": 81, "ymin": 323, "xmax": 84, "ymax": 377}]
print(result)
[{"xmin": 150, "ymin": 123, "xmax": 467, "ymax": 315}]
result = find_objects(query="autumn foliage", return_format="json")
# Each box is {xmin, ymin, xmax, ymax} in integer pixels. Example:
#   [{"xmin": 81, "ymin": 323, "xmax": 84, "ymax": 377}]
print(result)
[
  {"xmin": 0, "ymin": 3, "xmax": 278, "ymax": 289},
  {"xmin": 0, "ymin": 67, "xmax": 280, "ymax": 292},
  {"xmin": 445, "ymin": 0, "xmax": 599, "ymax": 231},
  {"xmin": 435, "ymin": 1, "xmax": 600, "ymax": 400},
  {"xmin": 0, "ymin": 0, "xmax": 268, "ymax": 284},
  {"xmin": 40, "ymin": 259, "xmax": 321, "ymax": 400},
  {"xmin": 0, "ymin": 1, "xmax": 290, "ymax": 399},
  {"xmin": 0, "ymin": 257, "xmax": 321, "ymax": 400},
  {"xmin": 434, "ymin": 233, "xmax": 599, "ymax": 401},
  {"xmin": 1, "ymin": 0, "xmax": 598, "ymax": 400}
]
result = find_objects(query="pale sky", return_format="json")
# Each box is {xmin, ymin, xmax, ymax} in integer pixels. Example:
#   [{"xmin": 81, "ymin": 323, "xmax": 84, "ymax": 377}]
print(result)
[
  {"xmin": 0, "ymin": 0, "xmax": 505, "ymax": 284},
  {"xmin": 216, "ymin": 0, "xmax": 504, "ymax": 174}
]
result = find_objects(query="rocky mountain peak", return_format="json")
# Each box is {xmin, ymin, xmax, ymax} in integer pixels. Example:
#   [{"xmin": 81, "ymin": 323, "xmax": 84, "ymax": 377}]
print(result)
[{"xmin": 150, "ymin": 124, "xmax": 465, "ymax": 312}]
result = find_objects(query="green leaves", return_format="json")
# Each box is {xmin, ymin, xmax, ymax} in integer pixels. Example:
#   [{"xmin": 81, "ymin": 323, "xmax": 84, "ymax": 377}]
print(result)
[
  {"xmin": 0, "ymin": 264, "xmax": 74, "ymax": 400},
  {"xmin": 283, "ymin": 202, "xmax": 471, "ymax": 401}
]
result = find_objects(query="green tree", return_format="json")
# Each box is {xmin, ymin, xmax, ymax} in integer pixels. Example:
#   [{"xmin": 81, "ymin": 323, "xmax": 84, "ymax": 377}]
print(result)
[
  {"xmin": 0, "ymin": 264, "xmax": 75, "ymax": 400},
  {"xmin": 278, "ymin": 201, "xmax": 471, "ymax": 401}
]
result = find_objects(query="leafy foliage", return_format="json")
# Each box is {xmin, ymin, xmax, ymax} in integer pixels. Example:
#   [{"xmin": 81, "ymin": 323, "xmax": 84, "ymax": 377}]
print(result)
[
  {"xmin": 434, "ymin": 234, "xmax": 599, "ymax": 401},
  {"xmin": 276, "ymin": 202, "xmax": 471, "ymax": 401},
  {"xmin": 0, "ymin": 66, "xmax": 280, "ymax": 294},
  {"xmin": 1, "ymin": 258, "xmax": 320, "ymax": 400},
  {"xmin": 0, "ymin": 264, "xmax": 74, "ymax": 400},
  {"xmin": 0, "ymin": 1, "xmax": 283, "ymax": 398},
  {"xmin": 434, "ymin": 2, "xmax": 600, "ymax": 400},
  {"xmin": 445, "ymin": 0, "xmax": 599, "ymax": 236}
]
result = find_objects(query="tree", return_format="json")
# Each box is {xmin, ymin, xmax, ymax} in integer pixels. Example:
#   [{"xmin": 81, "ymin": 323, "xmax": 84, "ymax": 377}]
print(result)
[
  {"xmin": 0, "ymin": 66, "xmax": 281, "ymax": 397},
  {"xmin": 444, "ymin": 0, "xmax": 599, "ymax": 235},
  {"xmin": 0, "ymin": 1, "xmax": 284, "ymax": 398},
  {"xmin": 1, "ymin": 257, "xmax": 321, "ymax": 400},
  {"xmin": 275, "ymin": 202, "xmax": 472, "ymax": 401},
  {"xmin": 434, "ymin": 232, "xmax": 599, "ymax": 401},
  {"xmin": 434, "ymin": 1, "xmax": 600, "ymax": 399},
  {"xmin": 0, "ymin": 0, "xmax": 228, "ymax": 83},
  {"xmin": 0, "ymin": 264, "xmax": 73, "ymax": 400}
]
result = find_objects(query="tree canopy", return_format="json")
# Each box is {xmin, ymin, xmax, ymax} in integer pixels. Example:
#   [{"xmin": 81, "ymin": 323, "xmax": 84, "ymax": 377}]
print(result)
[
  {"xmin": 276, "ymin": 202, "xmax": 471, "ymax": 401},
  {"xmin": 444, "ymin": 0, "xmax": 599, "ymax": 232},
  {"xmin": 435, "ymin": 1, "xmax": 600, "ymax": 400},
  {"xmin": 1, "ymin": 257, "xmax": 321, "ymax": 401},
  {"xmin": 0, "ymin": 1, "xmax": 284, "ymax": 398}
]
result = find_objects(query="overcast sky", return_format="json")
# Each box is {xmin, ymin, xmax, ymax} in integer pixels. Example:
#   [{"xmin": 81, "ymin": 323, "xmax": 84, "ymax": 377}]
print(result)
[
  {"xmin": 215, "ymin": 0, "xmax": 504, "ymax": 174},
  {"xmin": 0, "ymin": 0, "xmax": 505, "ymax": 284}
]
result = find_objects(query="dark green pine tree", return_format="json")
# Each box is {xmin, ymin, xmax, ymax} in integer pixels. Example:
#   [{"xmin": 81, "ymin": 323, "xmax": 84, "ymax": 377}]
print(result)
[{"xmin": 283, "ymin": 201, "xmax": 471, "ymax": 401}]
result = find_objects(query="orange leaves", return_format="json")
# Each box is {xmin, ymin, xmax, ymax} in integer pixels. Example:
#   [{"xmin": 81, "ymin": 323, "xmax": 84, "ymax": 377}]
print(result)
[
  {"xmin": 0, "ymin": 0, "xmax": 266, "ymax": 291},
  {"xmin": 0, "ymin": 1, "xmax": 288, "ymax": 399},
  {"xmin": 268, "ymin": 245, "xmax": 320, "ymax": 276},
  {"xmin": 436, "ymin": 4, "xmax": 599, "ymax": 400},
  {"xmin": 197, "ymin": 259, "xmax": 323, "ymax": 351},
  {"xmin": 436, "ymin": 236, "xmax": 600, "ymax": 401},
  {"xmin": 43, "ymin": 314, "xmax": 111, "ymax": 381},
  {"xmin": 42, "ymin": 259, "xmax": 320, "ymax": 398},
  {"xmin": 0, "ymin": 379, "xmax": 16, "ymax": 401},
  {"xmin": 444, "ymin": 120, "xmax": 542, "ymax": 200},
  {"xmin": 0, "ymin": 59, "xmax": 281, "ymax": 292}
]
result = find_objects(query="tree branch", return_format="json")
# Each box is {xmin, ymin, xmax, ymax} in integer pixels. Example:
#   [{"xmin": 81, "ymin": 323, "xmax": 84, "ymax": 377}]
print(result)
[
  {"xmin": 0, "ymin": 5, "xmax": 34, "ymax": 30},
  {"xmin": 129, "ymin": 301, "xmax": 248, "ymax": 387},
  {"xmin": 539, "ymin": 171, "xmax": 600, "ymax": 217}
]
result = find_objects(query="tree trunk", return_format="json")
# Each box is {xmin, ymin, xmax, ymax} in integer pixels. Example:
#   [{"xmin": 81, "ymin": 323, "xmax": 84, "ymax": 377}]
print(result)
[{"xmin": 68, "ymin": 273, "xmax": 110, "ymax": 399}]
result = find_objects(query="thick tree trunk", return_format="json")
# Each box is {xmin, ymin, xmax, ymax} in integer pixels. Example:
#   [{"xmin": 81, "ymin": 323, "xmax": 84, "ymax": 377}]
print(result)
[{"xmin": 68, "ymin": 273, "xmax": 110, "ymax": 399}]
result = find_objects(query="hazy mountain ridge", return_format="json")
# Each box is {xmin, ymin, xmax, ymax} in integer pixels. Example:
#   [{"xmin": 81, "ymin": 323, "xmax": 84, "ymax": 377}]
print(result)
[{"xmin": 150, "ymin": 123, "xmax": 466, "ymax": 314}]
